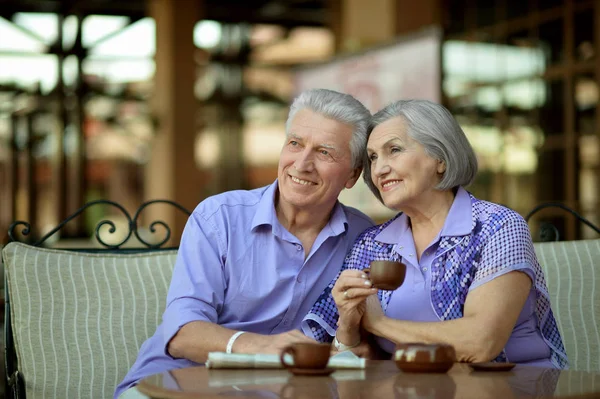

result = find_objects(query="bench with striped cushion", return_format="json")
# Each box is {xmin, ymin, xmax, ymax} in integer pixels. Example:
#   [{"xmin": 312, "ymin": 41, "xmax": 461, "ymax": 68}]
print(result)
[
  {"xmin": 1, "ymin": 242, "xmax": 177, "ymax": 399},
  {"xmin": 533, "ymin": 238, "xmax": 600, "ymax": 372}
]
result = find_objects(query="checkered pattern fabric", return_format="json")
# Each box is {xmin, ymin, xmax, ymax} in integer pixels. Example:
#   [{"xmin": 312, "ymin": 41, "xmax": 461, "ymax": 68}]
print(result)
[{"xmin": 303, "ymin": 193, "xmax": 568, "ymax": 368}]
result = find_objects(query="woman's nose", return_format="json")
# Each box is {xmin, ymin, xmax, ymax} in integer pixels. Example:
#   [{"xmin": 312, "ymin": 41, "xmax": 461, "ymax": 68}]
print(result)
[{"xmin": 373, "ymin": 159, "xmax": 391, "ymax": 177}]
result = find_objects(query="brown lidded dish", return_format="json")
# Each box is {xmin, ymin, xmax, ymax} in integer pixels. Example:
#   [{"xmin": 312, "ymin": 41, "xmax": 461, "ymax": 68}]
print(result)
[
  {"xmin": 394, "ymin": 343, "xmax": 456, "ymax": 373},
  {"xmin": 364, "ymin": 260, "xmax": 407, "ymax": 291}
]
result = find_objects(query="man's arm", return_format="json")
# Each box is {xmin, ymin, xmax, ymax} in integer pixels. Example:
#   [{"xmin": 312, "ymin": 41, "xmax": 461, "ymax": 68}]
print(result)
[
  {"xmin": 168, "ymin": 322, "xmax": 314, "ymax": 362},
  {"xmin": 164, "ymin": 211, "xmax": 314, "ymax": 363}
]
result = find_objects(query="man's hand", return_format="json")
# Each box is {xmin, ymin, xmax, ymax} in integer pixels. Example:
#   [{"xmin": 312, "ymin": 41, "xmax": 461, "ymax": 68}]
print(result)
[
  {"xmin": 168, "ymin": 322, "xmax": 316, "ymax": 363},
  {"xmin": 235, "ymin": 329, "xmax": 316, "ymax": 355}
]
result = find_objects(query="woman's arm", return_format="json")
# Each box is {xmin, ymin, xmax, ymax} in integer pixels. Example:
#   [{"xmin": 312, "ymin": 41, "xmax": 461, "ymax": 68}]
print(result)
[{"xmin": 362, "ymin": 270, "xmax": 532, "ymax": 363}]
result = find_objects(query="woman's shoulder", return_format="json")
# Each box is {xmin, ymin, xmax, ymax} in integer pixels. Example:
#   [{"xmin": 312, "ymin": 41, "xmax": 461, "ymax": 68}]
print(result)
[
  {"xmin": 465, "ymin": 194, "xmax": 533, "ymax": 245},
  {"xmin": 469, "ymin": 194, "xmax": 527, "ymax": 226}
]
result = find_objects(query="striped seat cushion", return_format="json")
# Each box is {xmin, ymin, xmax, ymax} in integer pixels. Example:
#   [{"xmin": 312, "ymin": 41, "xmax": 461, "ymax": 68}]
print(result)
[
  {"xmin": 2, "ymin": 242, "xmax": 177, "ymax": 399},
  {"xmin": 533, "ymin": 239, "xmax": 600, "ymax": 372}
]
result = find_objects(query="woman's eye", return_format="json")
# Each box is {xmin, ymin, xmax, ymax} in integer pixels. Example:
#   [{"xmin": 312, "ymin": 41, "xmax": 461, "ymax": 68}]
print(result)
[
  {"xmin": 391, "ymin": 147, "xmax": 402, "ymax": 153},
  {"xmin": 369, "ymin": 154, "xmax": 377, "ymax": 161}
]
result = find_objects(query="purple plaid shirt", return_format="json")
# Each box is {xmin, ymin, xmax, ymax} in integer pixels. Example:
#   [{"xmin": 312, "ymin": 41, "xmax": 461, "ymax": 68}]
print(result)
[{"xmin": 302, "ymin": 187, "xmax": 568, "ymax": 368}]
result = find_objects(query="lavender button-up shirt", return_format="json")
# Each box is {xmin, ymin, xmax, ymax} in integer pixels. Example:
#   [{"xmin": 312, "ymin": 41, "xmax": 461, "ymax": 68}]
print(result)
[{"xmin": 115, "ymin": 181, "xmax": 373, "ymax": 398}]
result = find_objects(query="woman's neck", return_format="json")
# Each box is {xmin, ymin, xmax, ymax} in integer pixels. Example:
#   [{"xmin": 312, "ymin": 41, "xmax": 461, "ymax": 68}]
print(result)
[{"xmin": 403, "ymin": 189, "xmax": 456, "ymax": 258}]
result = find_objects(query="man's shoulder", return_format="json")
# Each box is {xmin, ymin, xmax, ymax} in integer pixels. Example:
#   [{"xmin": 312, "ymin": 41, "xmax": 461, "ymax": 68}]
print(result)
[
  {"xmin": 339, "ymin": 203, "xmax": 374, "ymax": 224},
  {"xmin": 338, "ymin": 204, "xmax": 375, "ymax": 233},
  {"xmin": 193, "ymin": 185, "xmax": 270, "ymax": 220}
]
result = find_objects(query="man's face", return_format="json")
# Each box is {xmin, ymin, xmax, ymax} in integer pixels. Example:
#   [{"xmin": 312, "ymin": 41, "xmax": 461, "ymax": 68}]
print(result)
[{"xmin": 277, "ymin": 108, "xmax": 360, "ymax": 214}]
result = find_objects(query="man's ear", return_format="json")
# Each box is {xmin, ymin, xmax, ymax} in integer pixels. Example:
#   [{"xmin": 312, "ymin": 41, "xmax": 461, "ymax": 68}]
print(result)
[{"xmin": 345, "ymin": 167, "xmax": 362, "ymax": 189}]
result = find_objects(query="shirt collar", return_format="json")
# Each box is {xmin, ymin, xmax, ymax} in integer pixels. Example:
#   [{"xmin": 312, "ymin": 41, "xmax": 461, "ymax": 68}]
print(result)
[
  {"xmin": 374, "ymin": 186, "xmax": 473, "ymax": 244},
  {"xmin": 251, "ymin": 180, "xmax": 279, "ymax": 230},
  {"xmin": 251, "ymin": 179, "xmax": 349, "ymax": 236},
  {"xmin": 440, "ymin": 186, "xmax": 473, "ymax": 237}
]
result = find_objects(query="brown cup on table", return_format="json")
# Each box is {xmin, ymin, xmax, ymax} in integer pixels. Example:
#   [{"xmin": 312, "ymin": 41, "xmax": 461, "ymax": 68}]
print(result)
[
  {"xmin": 280, "ymin": 342, "xmax": 331, "ymax": 370},
  {"xmin": 394, "ymin": 343, "xmax": 456, "ymax": 373},
  {"xmin": 364, "ymin": 260, "xmax": 407, "ymax": 290}
]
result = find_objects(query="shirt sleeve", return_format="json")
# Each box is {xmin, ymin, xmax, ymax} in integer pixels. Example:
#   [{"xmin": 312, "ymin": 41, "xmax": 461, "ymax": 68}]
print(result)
[
  {"xmin": 469, "ymin": 214, "xmax": 537, "ymax": 292},
  {"xmin": 161, "ymin": 210, "xmax": 227, "ymax": 355}
]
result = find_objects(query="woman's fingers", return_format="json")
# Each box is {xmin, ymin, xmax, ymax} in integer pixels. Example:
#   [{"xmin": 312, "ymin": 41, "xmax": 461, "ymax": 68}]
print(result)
[
  {"xmin": 334, "ymin": 272, "xmax": 372, "ymax": 293},
  {"xmin": 342, "ymin": 287, "xmax": 377, "ymax": 301},
  {"xmin": 339, "ymin": 269, "xmax": 368, "ymax": 279},
  {"xmin": 341, "ymin": 276, "xmax": 373, "ymax": 290}
]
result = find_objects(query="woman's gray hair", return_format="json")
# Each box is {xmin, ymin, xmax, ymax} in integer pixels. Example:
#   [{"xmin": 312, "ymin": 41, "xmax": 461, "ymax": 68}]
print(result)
[
  {"xmin": 286, "ymin": 89, "xmax": 371, "ymax": 169},
  {"xmin": 364, "ymin": 99, "xmax": 478, "ymax": 202}
]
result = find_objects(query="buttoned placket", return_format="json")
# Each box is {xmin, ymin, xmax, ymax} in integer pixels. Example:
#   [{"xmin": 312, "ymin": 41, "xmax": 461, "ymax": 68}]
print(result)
[{"xmin": 275, "ymin": 241, "xmax": 307, "ymax": 331}]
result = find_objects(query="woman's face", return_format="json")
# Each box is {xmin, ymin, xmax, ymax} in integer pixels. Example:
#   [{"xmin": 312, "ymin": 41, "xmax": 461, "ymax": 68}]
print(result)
[{"xmin": 366, "ymin": 116, "xmax": 445, "ymax": 211}]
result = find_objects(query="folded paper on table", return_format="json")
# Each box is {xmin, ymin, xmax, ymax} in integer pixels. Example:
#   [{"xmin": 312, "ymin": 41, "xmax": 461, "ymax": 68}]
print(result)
[
  {"xmin": 206, "ymin": 368, "xmax": 367, "ymax": 388},
  {"xmin": 205, "ymin": 350, "xmax": 366, "ymax": 370}
]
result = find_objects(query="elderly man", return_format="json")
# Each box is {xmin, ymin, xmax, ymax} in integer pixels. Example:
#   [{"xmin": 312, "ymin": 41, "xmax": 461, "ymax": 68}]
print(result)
[{"xmin": 115, "ymin": 88, "xmax": 373, "ymax": 398}]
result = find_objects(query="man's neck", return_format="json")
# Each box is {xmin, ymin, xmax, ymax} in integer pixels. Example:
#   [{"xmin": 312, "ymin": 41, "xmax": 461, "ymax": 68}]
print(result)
[{"xmin": 276, "ymin": 202, "xmax": 332, "ymax": 237}]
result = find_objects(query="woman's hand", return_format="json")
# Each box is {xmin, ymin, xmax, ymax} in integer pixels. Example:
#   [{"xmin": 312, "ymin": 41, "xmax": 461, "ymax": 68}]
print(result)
[
  {"xmin": 332, "ymin": 270, "xmax": 377, "ymax": 328},
  {"xmin": 361, "ymin": 294, "xmax": 386, "ymax": 333}
]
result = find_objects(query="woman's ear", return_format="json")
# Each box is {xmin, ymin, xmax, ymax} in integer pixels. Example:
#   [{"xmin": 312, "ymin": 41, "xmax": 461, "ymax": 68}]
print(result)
[{"xmin": 437, "ymin": 160, "xmax": 446, "ymax": 174}]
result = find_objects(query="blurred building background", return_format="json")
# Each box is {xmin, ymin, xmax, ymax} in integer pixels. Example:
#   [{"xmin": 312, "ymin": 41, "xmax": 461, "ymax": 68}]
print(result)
[{"xmin": 0, "ymin": 0, "xmax": 598, "ymax": 244}]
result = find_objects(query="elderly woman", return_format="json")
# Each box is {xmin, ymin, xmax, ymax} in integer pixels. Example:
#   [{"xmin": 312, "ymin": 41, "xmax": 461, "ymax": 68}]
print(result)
[{"xmin": 302, "ymin": 100, "xmax": 568, "ymax": 368}]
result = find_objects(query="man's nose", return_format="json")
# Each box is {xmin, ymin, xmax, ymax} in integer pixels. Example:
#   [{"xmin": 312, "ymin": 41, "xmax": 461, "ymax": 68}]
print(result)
[{"xmin": 294, "ymin": 149, "xmax": 315, "ymax": 172}]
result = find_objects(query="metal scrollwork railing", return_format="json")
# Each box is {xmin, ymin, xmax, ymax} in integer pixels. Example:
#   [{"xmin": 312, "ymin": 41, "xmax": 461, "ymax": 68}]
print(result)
[
  {"xmin": 133, "ymin": 199, "xmax": 193, "ymax": 248},
  {"xmin": 7, "ymin": 199, "xmax": 192, "ymax": 249},
  {"xmin": 525, "ymin": 202, "xmax": 600, "ymax": 242}
]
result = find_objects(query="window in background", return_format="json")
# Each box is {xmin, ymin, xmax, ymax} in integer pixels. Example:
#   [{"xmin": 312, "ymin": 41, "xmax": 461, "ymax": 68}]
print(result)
[
  {"xmin": 442, "ymin": 0, "xmax": 599, "ymax": 240},
  {"xmin": 0, "ymin": 11, "xmax": 157, "ymax": 241}
]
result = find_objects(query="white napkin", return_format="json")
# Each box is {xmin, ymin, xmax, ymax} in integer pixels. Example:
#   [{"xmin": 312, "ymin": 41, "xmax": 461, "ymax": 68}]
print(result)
[{"xmin": 205, "ymin": 350, "xmax": 365, "ymax": 369}]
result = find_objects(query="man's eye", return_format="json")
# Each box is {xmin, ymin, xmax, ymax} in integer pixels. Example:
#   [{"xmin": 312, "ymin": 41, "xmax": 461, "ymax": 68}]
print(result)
[
  {"xmin": 290, "ymin": 141, "xmax": 298, "ymax": 146},
  {"xmin": 320, "ymin": 150, "xmax": 329, "ymax": 156}
]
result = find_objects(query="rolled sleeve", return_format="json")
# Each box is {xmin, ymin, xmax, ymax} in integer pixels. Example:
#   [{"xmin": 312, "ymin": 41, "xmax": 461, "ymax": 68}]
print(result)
[
  {"xmin": 161, "ymin": 210, "xmax": 227, "ymax": 354},
  {"xmin": 469, "ymin": 215, "xmax": 537, "ymax": 292}
]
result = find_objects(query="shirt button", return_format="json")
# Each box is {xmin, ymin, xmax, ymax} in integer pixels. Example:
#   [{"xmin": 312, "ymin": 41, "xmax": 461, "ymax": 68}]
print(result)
[
  {"xmin": 296, "ymin": 244, "xmax": 302, "ymax": 251},
  {"xmin": 422, "ymin": 267, "xmax": 428, "ymax": 272},
  {"xmin": 297, "ymin": 276, "xmax": 302, "ymax": 283},
  {"xmin": 409, "ymin": 254, "xmax": 414, "ymax": 257}
]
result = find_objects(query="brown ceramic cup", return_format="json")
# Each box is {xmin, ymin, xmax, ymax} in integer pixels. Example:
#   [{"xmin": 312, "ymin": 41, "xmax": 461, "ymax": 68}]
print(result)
[
  {"xmin": 394, "ymin": 343, "xmax": 456, "ymax": 373},
  {"xmin": 280, "ymin": 342, "xmax": 331, "ymax": 370},
  {"xmin": 364, "ymin": 260, "xmax": 407, "ymax": 290}
]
